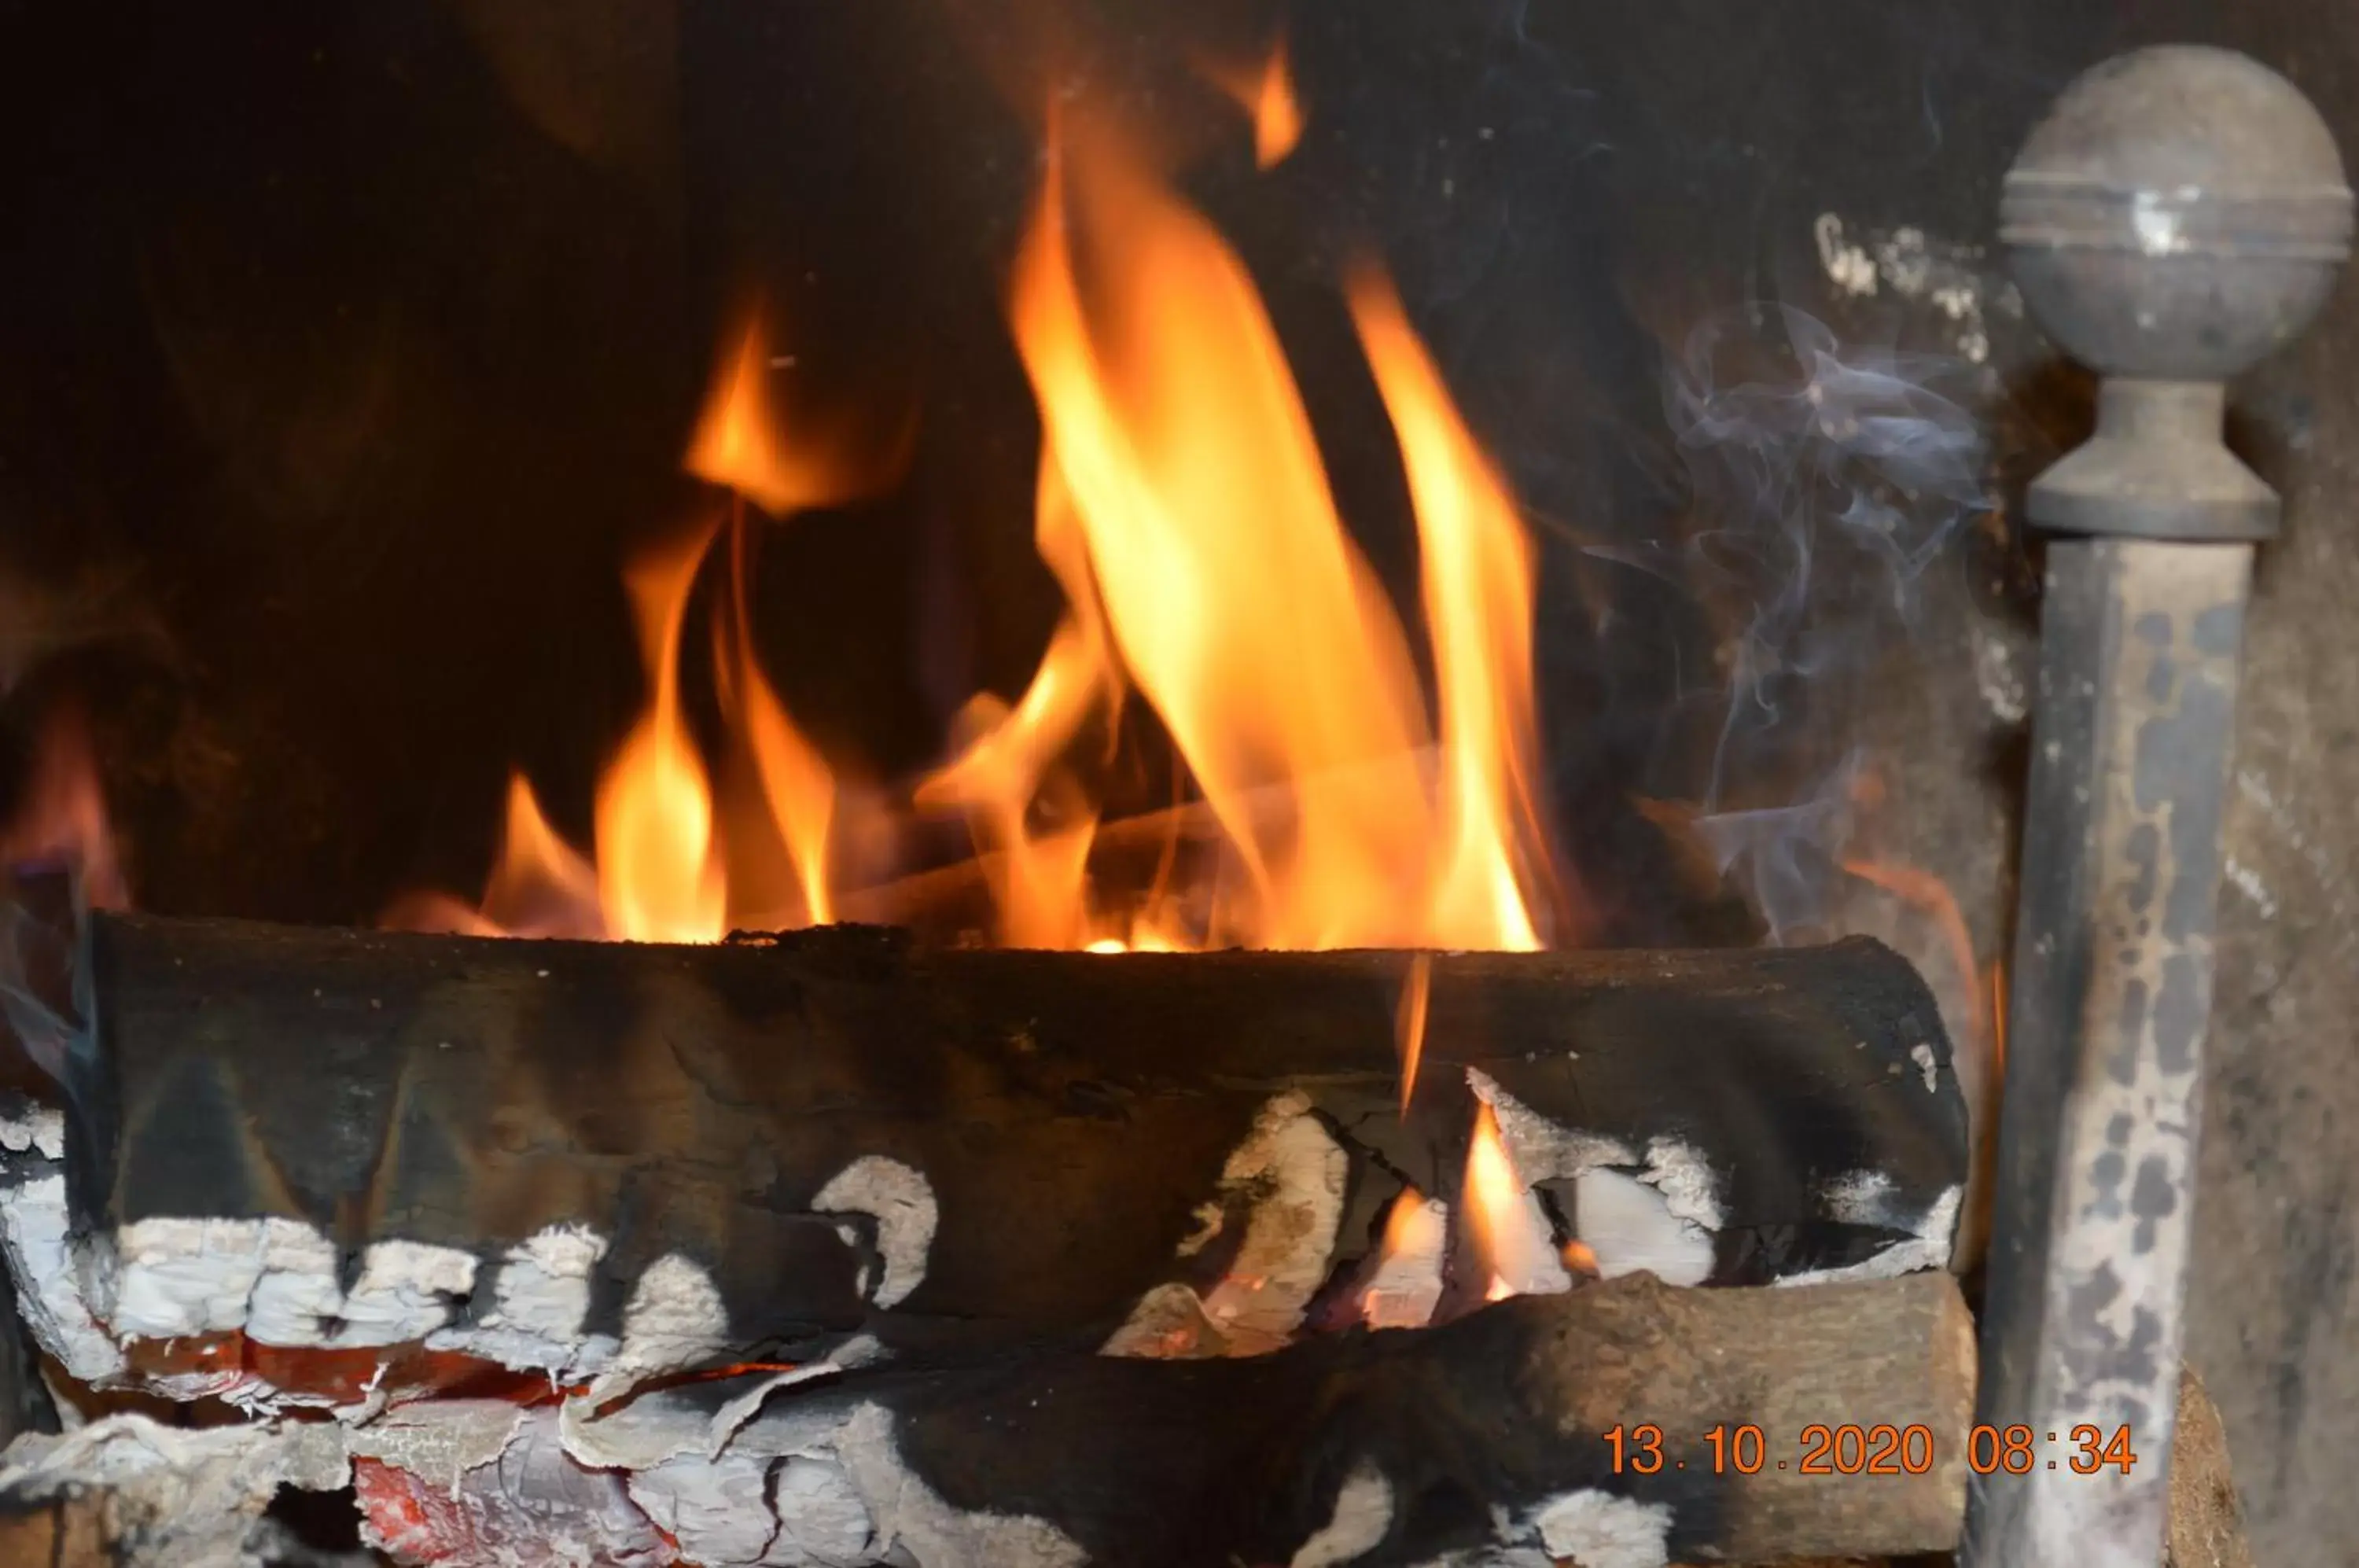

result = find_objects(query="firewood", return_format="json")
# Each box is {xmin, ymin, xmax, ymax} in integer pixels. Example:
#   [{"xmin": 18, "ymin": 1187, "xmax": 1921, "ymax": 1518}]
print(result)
[
  {"xmin": 42, "ymin": 913, "xmax": 1966, "ymax": 1397},
  {"xmin": 2167, "ymin": 1367, "xmax": 2251, "ymax": 1568},
  {"xmin": 591, "ymin": 1271, "xmax": 1974, "ymax": 1566}
]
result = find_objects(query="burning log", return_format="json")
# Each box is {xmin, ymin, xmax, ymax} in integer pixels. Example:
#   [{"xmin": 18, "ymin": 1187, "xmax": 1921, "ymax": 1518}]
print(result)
[{"xmin": 17, "ymin": 913, "xmax": 1967, "ymax": 1404}]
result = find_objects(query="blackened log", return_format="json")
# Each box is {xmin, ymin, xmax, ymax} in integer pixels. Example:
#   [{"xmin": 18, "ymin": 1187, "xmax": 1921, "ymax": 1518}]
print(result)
[
  {"xmin": 625, "ymin": 1272, "xmax": 1974, "ymax": 1566},
  {"xmin": 72, "ymin": 913, "xmax": 1964, "ymax": 1364}
]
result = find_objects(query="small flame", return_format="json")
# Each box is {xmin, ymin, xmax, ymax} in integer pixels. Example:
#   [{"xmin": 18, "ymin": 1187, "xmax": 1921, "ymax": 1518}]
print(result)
[
  {"xmin": 694, "ymin": 317, "xmax": 845, "ymax": 930},
  {"xmin": 686, "ymin": 317, "xmax": 856, "ymax": 518},
  {"xmin": 483, "ymin": 776, "xmax": 602, "ymax": 938},
  {"xmin": 1209, "ymin": 38, "xmax": 1305, "ymax": 170},
  {"xmin": 1463, "ymin": 1100, "xmax": 1571, "ymax": 1301},
  {"xmin": 1360, "ymin": 1187, "xmax": 1448, "ymax": 1330},
  {"xmin": 1395, "ymin": 951, "xmax": 1431, "ymax": 1116},
  {"xmin": 0, "ymin": 705, "xmax": 127, "ymax": 910},
  {"xmin": 1988, "ymin": 958, "xmax": 2008, "ymax": 1079},
  {"xmin": 436, "ymin": 310, "xmax": 859, "ymax": 944}
]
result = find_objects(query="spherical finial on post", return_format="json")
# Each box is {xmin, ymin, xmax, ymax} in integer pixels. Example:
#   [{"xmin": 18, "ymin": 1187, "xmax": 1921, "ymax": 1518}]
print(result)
[{"xmin": 2000, "ymin": 46, "xmax": 2353, "ymax": 538}]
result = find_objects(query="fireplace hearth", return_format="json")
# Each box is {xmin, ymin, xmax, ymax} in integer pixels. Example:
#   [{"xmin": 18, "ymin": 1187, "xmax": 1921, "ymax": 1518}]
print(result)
[{"xmin": 0, "ymin": 2, "xmax": 2352, "ymax": 1566}]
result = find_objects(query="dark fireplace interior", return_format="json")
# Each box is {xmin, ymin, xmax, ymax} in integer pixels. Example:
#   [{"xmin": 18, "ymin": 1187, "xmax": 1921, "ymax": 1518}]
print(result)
[{"xmin": 0, "ymin": 2, "xmax": 2353, "ymax": 1564}]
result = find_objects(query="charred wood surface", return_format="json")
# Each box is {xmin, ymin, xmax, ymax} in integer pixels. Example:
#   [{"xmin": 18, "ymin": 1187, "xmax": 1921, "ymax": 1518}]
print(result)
[
  {"xmin": 640, "ymin": 1271, "xmax": 1975, "ymax": 1566},
  {"xmin": 75, "ymin": 914, "xmax": 1965, "ymax": 1360}
]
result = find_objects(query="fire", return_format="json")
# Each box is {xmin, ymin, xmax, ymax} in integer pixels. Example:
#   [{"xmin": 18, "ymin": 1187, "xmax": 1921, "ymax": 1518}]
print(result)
[
  {"xmin": 1360, "ymin": 1187, "xmax": 1448, "ymax": 1329},
  {"xmin": 480, "ymin": 778, "xmax": 602, "ymax": 938},
  {"xmin": 685, "ymin": 314, "xmax": 863, "ymax": 519},
  {"xmin": 1205, "ymin": 38, "xmax": 1305, "ymax": 169},
  {"xmin": 0, "ymin": 705, "xmax": 127, "ymax": 911},
  {"xmin": 438, "ymin": 318, "xmax": 856, "ymax": 942},
  {"xmin": 1350, "ymin": 268, "xmax": 1555, "ymax": 951},
  {"xmin": 405, "ymin": 93, "xmax": 1562, "ymax": 963},
  {"xmin": 1463, "ymin": 1100, "xmax": 1571, "ymax": 1301},
  {"xmin": 595, "ymin": 524, "xmax": 728, "ymax": 944},
  {"xmin": 915, "ymin": 460, "xmax": 1122, "ymax": 948},
  {"xmin": 985, "ymin": 101, "xmax": 1558, "ymax": 951},
  {"xmin": 1395, "ymin": 951, "xmax": 1432, "ymax": 1115}
]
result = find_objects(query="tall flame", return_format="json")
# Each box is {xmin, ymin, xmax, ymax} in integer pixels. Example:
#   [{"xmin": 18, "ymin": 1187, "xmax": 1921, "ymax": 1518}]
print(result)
[
  {"xmin": 594, "ymin": 523, "xmax": 727, "ymax": 944},
  {"xmin": 1350, "ymin": 269, "xmax": 1556, "ymax": 951},
  {"xmin": 697, "ymin": 319, "xmax": 844, "ymax": 928},
  {"xmin": 1002, "ymin": 103, "xmax": 1555, "ymax": 950}
]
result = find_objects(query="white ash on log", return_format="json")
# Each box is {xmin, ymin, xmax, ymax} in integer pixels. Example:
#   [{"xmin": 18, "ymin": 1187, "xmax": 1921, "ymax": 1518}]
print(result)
[
  {"xmin": 0, "ymin": 1273, "xmax": 1974, "ymax": 1568},
  {"xmin": 587, "ymin": 1271, "xmax": 1976, "ymax": 1567},
  {"xmin": 20, "ymin": 913, "xmax": 1964, "ymax": 1412}
]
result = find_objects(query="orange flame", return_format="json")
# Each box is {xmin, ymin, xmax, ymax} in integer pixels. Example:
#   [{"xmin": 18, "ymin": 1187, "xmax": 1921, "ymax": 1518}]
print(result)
[
  {"xmin": 915, "ymin": 460, "xmax": 1121, "ymax": 948},
  {"xmin": 1463, "ymin": 1100, "xmax": 1570, "ymax": 1301},
  {"xmin": 1360, "ymin": 1187, "xmax": 1448, "ymax": 1329},
  {"xmin": 695, "ymin": 319, "xmax": 845, "ymax": 929},
  {"xmin": 1010, "ymin": 103, "xmax": 1429, "ymax": 948},
  {"xmin": 595, "ymin": 524, "xmax": 727, "ymax": 943},
  {"xmin": 686, "ymin": 317, "xmax": 860, "ymax": 519},
  {"xmin": 0, "ymin": 705, "xmax": 127, "ymax": 910},
  {"xmin": 715, "ymin": 517, "xmax": 838, "ymax": 930},
  {"xmin": 1350, "ymin": 268, "xmax": 1556, "ymax": 951},
  {"xmin": 438, "ymin": 312, "xmax": 856, "ymax": 944},
  {"xmin": 999, "ymin": 102, "xmax": 1554, "ymax": 951},
  {"xmin": 1395, "ymin": 951, "xmax": 1432, "ymax": 1116},
  {"xmin": 414, "ymin": 101, "xmax": 1562, "ymax": 963},
  {"xmin": 483, "ymin": 776, "xmax": 602, "ymax": 938},
  {"xmin": 1206, "ymin": 38, "xmax": 1305, "ymax": 169}
]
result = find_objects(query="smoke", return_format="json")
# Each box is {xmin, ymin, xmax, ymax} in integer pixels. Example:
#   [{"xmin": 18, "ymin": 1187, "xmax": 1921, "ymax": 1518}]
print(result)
[{"xmin": 1641, "ymin": 306, "xmax": 1989, "ymax": 940}]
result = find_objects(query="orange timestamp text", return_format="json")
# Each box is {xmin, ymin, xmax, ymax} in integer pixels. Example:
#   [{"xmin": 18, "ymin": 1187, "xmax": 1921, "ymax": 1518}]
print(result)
[{"xmin": 1601, "ymin": 1423, "xmax": 2139, "ymax": 1477}]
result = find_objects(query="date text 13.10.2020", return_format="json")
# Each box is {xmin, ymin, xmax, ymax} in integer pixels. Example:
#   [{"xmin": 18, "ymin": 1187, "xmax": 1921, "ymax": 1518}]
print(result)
[{"xmin": 1602, "ymin": 1423, "xmax": 2139, "ymax": 1476}]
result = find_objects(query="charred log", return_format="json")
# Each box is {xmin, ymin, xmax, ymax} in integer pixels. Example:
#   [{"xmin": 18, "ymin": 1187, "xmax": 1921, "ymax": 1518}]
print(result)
[
  {"xmin": 485, "ymin": 1271, "xmax": 1978, "ymax": 1566},
  {"xmin": 45, "ymin": 914, "xmax": 1963, "ymax": 1392}
]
